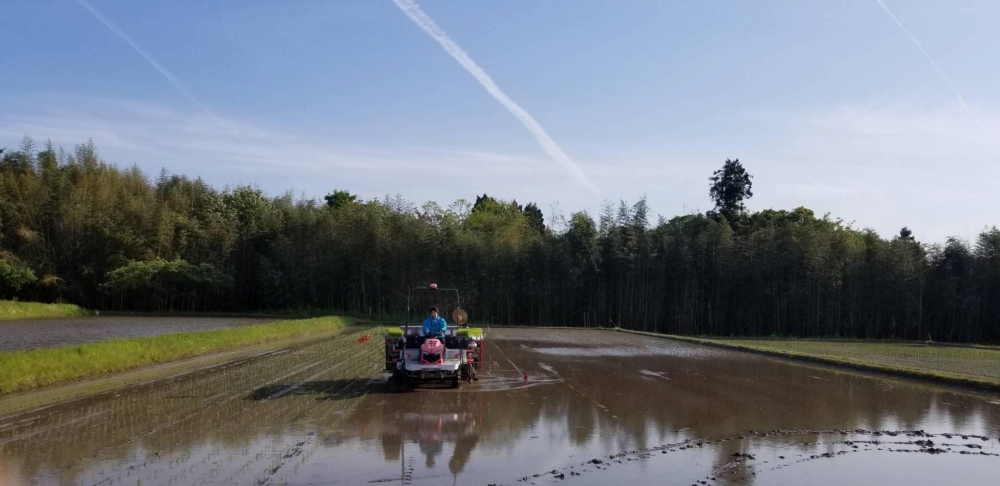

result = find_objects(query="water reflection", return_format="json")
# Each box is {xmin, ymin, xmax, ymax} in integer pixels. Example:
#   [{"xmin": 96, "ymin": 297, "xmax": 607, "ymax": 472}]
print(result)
[
  {"xmin": 0, "ymin": 329, "xmax": 997, "ymax": 485},
  {"xmin": 328, "ymin": 331, "xmax": 1000, "ymax": 484}
]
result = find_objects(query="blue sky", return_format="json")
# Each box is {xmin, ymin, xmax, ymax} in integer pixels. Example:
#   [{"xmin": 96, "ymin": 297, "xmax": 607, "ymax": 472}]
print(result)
[{"xmin": 1, "ymin": 0, "xmax": 998, "ymax": 242}]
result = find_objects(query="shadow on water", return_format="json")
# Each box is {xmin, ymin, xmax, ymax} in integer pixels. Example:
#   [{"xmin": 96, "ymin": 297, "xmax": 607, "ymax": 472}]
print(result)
[
  {"xmin": 247, "ymin": 379, "xmax": 387, "ymax": 401},
  {"xmin": 246, "ymin": 376, "xmax": 492, "ymax": 402}
]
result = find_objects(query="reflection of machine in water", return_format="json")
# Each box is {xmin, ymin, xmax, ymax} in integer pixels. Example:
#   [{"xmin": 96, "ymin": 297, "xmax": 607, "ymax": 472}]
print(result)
[
  {"xmin": 410, "ymin": 411, "xmax": 478, "ymax": 472},
  {"xmin": 379, "ymin": 394, "xmax": 483, "ymax": 480}
]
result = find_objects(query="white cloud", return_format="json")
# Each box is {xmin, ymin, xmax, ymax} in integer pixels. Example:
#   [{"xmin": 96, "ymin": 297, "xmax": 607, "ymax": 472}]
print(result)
[
  {"xmin": 746, "ymin": 102, "xmax": 999, "ymax": 241},
  {"xmin": 0, "ymin": 96, "xmax": 587, "ymax": 204},
  {"xmin": 391, "ymin": 0, "xmax": 600, "ymax": 194},
  {"xmin": 0, "ymin": 96, "xmax": 994, "ymax": 243},
  {"xmin": 74, "ymin": 0, "xmax": 229, "ymax": 131},
  {"xmin": 873, "ymin": 0, "xmax": 997, "ymax": 148}
]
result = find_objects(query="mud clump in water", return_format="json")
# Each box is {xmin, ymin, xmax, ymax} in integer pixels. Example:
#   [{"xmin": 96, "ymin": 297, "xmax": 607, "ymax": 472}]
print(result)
[{"xmin": 521, "ymin": 428, "xmax": 1000, "ymax": 485}]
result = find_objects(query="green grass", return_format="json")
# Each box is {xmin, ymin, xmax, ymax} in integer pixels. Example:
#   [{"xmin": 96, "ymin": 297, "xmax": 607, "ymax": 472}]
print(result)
[
  {"xmin": 0, "ymin": 316, "xmax": 355, "ymax": 395},
  {"xmin": 0, "ymin": 300, "xmax": 90, "ymax": 320},
  {"xmin": 637, "ymin": 332, "xmax": 1000, "ymax": 391}
]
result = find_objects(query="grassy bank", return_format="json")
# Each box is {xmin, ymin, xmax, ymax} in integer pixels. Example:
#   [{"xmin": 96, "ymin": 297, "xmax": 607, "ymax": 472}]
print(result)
[
  {"xmin": 0, "ymin": 300, "xmax": 90, "ymax": 320},
  {"xmin": 0, "ymin": 316, "xmax": 356, "ymax": 395},
  {"xmin": 624, "ymin": 330, "xmax": 1000, "ymax": 392}
]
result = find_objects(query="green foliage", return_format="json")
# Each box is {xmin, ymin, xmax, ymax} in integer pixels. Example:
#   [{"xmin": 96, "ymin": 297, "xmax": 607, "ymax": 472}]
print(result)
[
  {"xmin": 0, "ymin": 300, "xmax": 89, "ymax": 319},
  {"xmin": 0, "ymin": 255, "xmax": 37, "ymax": 296},
  {"xmin": 0, "ymin": 316, "xmax": 355, "ymax": 395},
  {"xmin": 523, "ymin": 202, "xmax": 545, "ymax": 233},
  {"xmin": 455, "ymin": 327, "xmax": 483, "ymax": 338},
  {"xmin": 0, "ymin": 138, "xmax": 997, "ymax": 343},
  {"xmin": 471, "ymin": 194, "xmax": 524, "ymax": 218},
  {"xmin": 102, "ymin": 258, "xmax": 231, "ymax": 310},
  {"xmin": 324, "ymin": 189, "xmax": 357, "ymax": 209},
  {"xmin": 709, "ymin": 158, "xmax": 753, "ymax": 222},
  {"xmin": 472, "ymin": 194, "xmax": 500, "ymax": 214}
]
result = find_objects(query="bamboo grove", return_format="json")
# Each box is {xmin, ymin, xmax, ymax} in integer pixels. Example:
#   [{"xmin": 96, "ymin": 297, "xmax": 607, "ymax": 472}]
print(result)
[{"xmin": 1, "ymin": 138, "xmax": 998, "ymax": 342}]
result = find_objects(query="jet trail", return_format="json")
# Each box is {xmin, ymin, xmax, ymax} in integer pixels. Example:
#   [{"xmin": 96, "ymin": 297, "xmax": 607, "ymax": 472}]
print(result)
[
  {"xmin": 875, "ymin": 0, "xmax": 995, "ymax": 145},
  {"xmin": 392, "ymin": 0, "xmax": 599, "ymax": 193},
  {"xmin": 76, "ymin": 0, "xmax": 227, "ymax": 129}
]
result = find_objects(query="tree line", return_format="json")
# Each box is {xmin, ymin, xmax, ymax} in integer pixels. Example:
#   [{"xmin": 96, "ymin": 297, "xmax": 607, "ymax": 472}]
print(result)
[{"xmin": 1, "ymin": 139, "xmax": 997, "ymax": 342}]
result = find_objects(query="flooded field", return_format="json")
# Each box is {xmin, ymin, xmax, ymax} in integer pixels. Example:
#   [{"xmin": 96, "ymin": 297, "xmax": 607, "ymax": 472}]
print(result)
[
  {"xmin": 0, "ymin": 317, "xmax": 281, "ymax": 351},
  {"xmin": 0, "ymin": 328, "xmax": 998, "ymax": 485}
]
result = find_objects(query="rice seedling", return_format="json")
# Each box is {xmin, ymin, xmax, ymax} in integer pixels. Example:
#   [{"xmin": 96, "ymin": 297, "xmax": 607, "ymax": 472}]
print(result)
[
  {"xmin": 663, "ymin": 334, "xmax": 1000, "ymax": 390},
  {"xmin": 0, "ymin": 316, "xmax": 357, "ymax": 394}
]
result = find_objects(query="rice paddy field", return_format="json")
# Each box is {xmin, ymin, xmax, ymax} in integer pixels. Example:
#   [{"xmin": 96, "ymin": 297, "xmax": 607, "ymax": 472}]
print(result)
[
  {"xmin": 2, "ymin": 328, "xmax": 999, "ymax": 486},
  {"xmin": 674, "ymin": 336, "xmax": 1000, "ymax": 389},
  {"xmin": 0, "ymin": 316, "xmax": 353, "ymax": 395}
]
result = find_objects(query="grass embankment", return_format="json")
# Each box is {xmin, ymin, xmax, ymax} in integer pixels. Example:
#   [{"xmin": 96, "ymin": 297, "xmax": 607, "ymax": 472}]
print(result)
[
  {"xmin": 0, "ymin": 300, "xmax": 90, "ymax": 320},
  {"xmin": 0, "ymin": 316, "xmax": 355, "ymax": 395},
  {"xmin": 640, "ymin": 332, "xmax": 1000, "ymax": 391}
]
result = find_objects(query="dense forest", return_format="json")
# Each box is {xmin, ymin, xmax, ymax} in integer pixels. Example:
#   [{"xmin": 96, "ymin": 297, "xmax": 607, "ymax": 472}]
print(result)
[{"xmin": 1, "ymin": 137, "xmax": 998, "ymax": 342}]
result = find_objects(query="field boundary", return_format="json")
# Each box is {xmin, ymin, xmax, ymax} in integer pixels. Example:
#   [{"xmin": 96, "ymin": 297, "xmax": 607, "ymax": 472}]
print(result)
[
  {"xmin": 0, "ymin": 324, "xmax": 370, "ymax": 418},
  {"xmin": 0, "ymin": 300, "xmax": 90, "ymax": 320},
  {"xmin": 0, "ymin": 316, "xmax": 371, "ymax": 397},
  {"xmin": 616, "ymin": 329, "xmax": 1000, "ymax": 393},
  {"xmin": 681, "ymin": 335, "xmax": 1000, "ymax": 351}
]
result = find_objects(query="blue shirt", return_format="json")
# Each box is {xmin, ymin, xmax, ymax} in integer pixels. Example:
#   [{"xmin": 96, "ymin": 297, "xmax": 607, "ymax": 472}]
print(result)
[{"xmin": 422, "ymin": 316, "xmax": 447, "ymax": 336}]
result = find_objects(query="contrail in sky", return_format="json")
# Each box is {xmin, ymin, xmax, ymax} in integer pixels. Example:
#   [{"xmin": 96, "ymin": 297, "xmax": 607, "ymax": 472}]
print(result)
[
  {"xmin": 875, "ymin": 0, "xmax": 995, "ymax": 145},
  {"xmin": 392, "ymin": 0, "xmax": 600, "ymax": 193},
  {"xmin": 75, "ymin": 0, "xmax": 227, "ymax": 130}
]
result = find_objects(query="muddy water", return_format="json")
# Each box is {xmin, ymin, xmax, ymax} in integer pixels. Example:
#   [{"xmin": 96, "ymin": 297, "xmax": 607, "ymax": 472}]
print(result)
[
  {"xmin": 1, "ymin": 329, "xmax": 998, "ymax": 485},
  {"xmin": 0, "ymin": 316, "xmax": 280, "ymax": 351}
]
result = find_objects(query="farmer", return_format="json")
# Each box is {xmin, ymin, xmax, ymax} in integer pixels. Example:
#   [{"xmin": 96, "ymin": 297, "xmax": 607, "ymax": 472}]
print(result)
[{"xmin": 422, "ymin": 306, "xmax": 448, "ymax": 338}]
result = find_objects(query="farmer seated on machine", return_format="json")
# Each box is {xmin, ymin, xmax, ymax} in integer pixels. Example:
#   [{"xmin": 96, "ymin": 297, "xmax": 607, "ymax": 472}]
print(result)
[{"xmin": 422, "ymin": 306, "xmax": 448, "ymax": 338}]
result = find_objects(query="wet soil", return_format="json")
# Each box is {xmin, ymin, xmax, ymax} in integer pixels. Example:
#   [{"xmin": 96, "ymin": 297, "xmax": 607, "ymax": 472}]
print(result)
[
  {"xmin": 0, "ymin": 316, "xmax": 281, "ymax": 351},
  {"xmin": 0, "ymin": 329, "xmax": 998, "ymax": 485}
]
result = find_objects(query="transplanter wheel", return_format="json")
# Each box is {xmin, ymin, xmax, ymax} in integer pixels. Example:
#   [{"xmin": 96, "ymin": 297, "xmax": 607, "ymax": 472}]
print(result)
[{"xmin": 451, "ymin": 376, "xmax": 461, "ymax": 389}]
